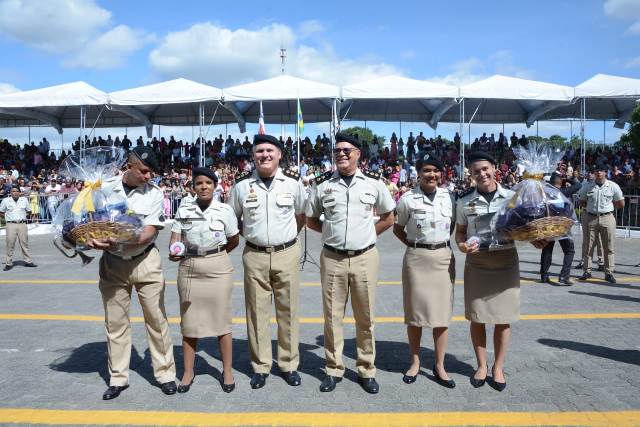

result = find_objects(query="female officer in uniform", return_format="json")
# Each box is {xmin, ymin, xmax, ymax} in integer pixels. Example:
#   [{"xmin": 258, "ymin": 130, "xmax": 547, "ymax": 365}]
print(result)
[
  {"xmin": 455, "ymin": 152, "xmax": 545, "ymax": 392},
  {"xmin": 169, "ymin": 167, "xmax": 240, "ymax": 393},
  {"xmin": 393, "ymin": 153, "xmax": 456, "ymax": 388}
]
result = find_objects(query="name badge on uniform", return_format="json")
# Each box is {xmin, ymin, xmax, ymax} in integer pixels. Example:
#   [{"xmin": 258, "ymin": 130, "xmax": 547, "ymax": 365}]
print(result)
[{"xmin": 360, "ymin": 193, "xmax": 376, "ymax": 209}]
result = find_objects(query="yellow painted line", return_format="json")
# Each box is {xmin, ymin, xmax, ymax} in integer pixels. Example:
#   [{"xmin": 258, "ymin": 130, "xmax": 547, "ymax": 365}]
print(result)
[
  {"xmin": 1, "ymin": 409, "xmax": 639, "ymax": 427},
  {"xmin": 1, "ymin": 277, "xmax": 640, "ymax": 286},
  {"xmin": 1, "ymin": 312, "xmax": 639, "ymax": 324}
]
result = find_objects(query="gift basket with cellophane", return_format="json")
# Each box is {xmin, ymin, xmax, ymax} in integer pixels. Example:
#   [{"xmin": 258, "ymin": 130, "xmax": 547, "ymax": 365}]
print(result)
[
  {"xmin": 52, "ymin": 147, "xmax": 143, "ymax": 251},
  {"xmin": 495, "ymin": 143, "xmax": 576, "ymax": 241}
]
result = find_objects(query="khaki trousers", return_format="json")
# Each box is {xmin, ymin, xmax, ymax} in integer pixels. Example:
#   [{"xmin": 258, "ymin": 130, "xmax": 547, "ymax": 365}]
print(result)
[
  {"xmin": 242, "ymin": 241, "xmax": 300, "ymax": 374},
  {"xmin": 583, "ymin": 213, "xmax": 616, "ymax": 275},
  {"xmin": 5, "ymin": 222, "xmax": 32, "ymax": 265},
  {"xmin": 98, "ymin": 247, "xmax": 176, "ymax": 387},
  {"xmin": 320, "ymin": 247, "xmax": 379, "ymax": 378},
  {"xmin": 580, "ymin": 212, "xmax": 602, "ymax": 263}
]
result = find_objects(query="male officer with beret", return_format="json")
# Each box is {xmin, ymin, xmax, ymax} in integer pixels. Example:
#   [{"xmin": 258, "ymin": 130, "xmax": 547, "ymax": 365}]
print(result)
[
  {"xmin": 87, "ymin": 146, "xmax": 177, "ymax": 400},
  {"xmin": 229, "ymin": 134, "xmax": 305, "ymax": 389},
  {"xmin": 306, "ymin": 132, "xmax": 395, "ymax": 394},
  {"xmin": 577, "ymin": 162, "xmax": 625, "ymax": 283}
]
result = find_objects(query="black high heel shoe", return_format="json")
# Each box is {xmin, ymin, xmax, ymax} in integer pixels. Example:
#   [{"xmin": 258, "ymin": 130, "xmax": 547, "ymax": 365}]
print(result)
[
  {"xmin": 490, "ymin": 366, "xmax": 506, "ymax": 392},
  {"xmin": 470, "ymin": 365, "xmax": 488, "ymax": 388},
  {"xmin": 432, "ymin": 365, "xmax": 456, "ymax": 388},
  {"xmin": 221, "ymin": 372, "xmax": 235, "ymax": 393},
  {"xmin": 402, "ymin": 372, "xmax": 418, "ymax": 384},
  {"xmin": 177, "ymin": 377, "xmax": 194, "ymax": 393}
]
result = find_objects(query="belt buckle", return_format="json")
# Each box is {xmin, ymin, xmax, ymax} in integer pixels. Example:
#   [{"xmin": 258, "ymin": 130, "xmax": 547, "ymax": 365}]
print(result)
[
  {"xmin": 122, "ymin": 255, "xmax": 132, "ymax": 261},
  {"xmin": 347, "ymin": 250, "xmax": 355, "ymax": 256},
  {"xmin": 265, "ymin": 246, "xmax": 274, "ymax": 253}
]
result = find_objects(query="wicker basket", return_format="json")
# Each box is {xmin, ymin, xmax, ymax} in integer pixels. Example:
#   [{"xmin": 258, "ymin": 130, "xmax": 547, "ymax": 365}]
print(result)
[
  {"xmin": 67, "ymin": 221, "xmax": 138, "ymax": 245},
  {"xmin": 507, "ymin": 216, "xmax": 575, "ymax": 241}
]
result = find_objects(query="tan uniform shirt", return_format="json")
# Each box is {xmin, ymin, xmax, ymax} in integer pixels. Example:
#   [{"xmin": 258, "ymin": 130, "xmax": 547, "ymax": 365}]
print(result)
[
  {"xmin": 396, "ymin": 186, "xmax": 455, "ymax": 244},
  {"xmin": 172, "ymin": 198, "xmax": 238, "ymax": 248},
  {"xmin": 306, "ymin": 169, "xmax": 396, "ymax": 250},
  {"xmin": 456, "ymin": 184, "xmax": 515, "ymax": 249},
  {"xmin": 577, "ymin": 179, "xmax": 624, "ymax": 214},
  {"xmin": 0, "ymin": 196, "xmax": 30, "ymax": 221},
  {"xmin": 228, "ymin": 168, "xmax": 305, "ymax": 246},
  {"xmin": 102, "ymin": 175, "xmax": 165, "ymax": 258}
]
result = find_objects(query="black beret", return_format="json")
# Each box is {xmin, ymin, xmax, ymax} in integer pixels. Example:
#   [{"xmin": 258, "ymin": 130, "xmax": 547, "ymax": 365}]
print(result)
[
  {"xmin": 550, "ymin": 172, "xmax": 562, "ymax": 184},
  {"xmin": 132, "ymin": 146, "xmax": 161, "ymax": 173},
  {"xmin": 192, "ymin": 167, "xmax": 218, "ymax": 183},
  {"xmin": 253, "ymin": 134, "xmax": 282, "ymax": 150},
  {"xmin": 415, "ymin": 152, "xmax": 444, "ymax": 171},
  {"xmin": 466, "ymin": 151, "xmax": 496, "ymax": 166},
  {"xmin": 335, "ymin": 132, "xmax": 361, "ymax": 149},
  {"xmin": 594, "ymin": 162, "xmax": 607, "ymax": 172}
]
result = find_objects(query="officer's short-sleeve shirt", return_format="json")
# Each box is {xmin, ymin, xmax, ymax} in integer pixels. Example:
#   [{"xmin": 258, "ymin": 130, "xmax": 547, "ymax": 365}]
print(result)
[
  {"xmin": 456, "ymin": 184, "xmax": 515, "ymax": 246},
  {"xmin": 0, "ymin": 196, "xmax": 30, "ymax": 221},
  {"xmin": 172, "ymin": 198, "xmax": 238, "ymax": 248},
  {"xmin": 102, "ymin": 175, "xmax": 166, "ymax": 258},
  {"xmin": 396, "ymin": 186, "xmax": 455, "ymax": 244},
  {"xmin": 228, "ymin": 168, "xmax": 304, "ymax": 246},
  {"xmin": 305, "ymin": 169, "xmax": 395, "ymax": 250},
  {"xmin": 577, "ymin": 179, "xmax": 624, "ymax": 214}
]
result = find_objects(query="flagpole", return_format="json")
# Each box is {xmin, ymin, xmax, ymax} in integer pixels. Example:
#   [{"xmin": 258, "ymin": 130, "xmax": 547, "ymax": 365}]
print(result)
[{"xmin": 296, "ymin": 97, "xmax": 301, "ymax": 169}]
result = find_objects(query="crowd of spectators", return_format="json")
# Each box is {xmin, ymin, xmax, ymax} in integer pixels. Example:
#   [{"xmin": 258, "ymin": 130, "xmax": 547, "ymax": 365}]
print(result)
[{"xmin": 1, "ymin": 130, "xmax": 638, "ymax": 223}]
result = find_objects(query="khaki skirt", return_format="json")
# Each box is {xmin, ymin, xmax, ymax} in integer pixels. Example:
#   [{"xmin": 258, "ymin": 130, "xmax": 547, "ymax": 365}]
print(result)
[
  {"xmin": 177, "ymin": 251, "xmax": 234, "ymax": 338},
  {"xmin": 402, "ymin": 246, "xmax": 455, "ymax": 328},
  {"xmin": 464, "ymin": 248, "xmax": 520, "ymax": 324}
]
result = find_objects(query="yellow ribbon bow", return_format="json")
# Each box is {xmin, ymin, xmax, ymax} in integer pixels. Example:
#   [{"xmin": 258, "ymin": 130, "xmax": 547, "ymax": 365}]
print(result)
[{"xmin": 71, "ymin": 179, "xmax": 102, "ymax": 215}]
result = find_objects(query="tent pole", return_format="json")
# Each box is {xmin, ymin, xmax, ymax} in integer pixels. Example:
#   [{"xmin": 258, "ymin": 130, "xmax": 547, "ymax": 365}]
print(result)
[
  {"xmin": 603, "ymin": 120, "xmax": 606, "ymax": 146},
  {"xmin": 28, "ymin": 125, "xmax": 30, "ymax": 146},
  {"xmin": 459, "ymin": 99, "xmax": 464, "ymax": 178},
  {"xmin": 581, "ymin": 98, "xmax": 586, "ymax": 174},
  {"xmin": 536, "ymin": 120, "xmax": 539, "ymax": 137},
  {"xmin": 199, "ymin": 103, "xmax": 205, "ymax": 167},
  {"xmin": 399, "ymin": 120, "xmax": 402, "ymax": 139}
]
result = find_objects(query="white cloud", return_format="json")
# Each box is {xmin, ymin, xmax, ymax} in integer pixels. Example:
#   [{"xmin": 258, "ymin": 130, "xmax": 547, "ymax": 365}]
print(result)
[
  {"xmin": 626, "ymin": 56, "xmax": 640, "ymax": 67},
  {"xmin": 298, "ymin": 20, "xmax": 324, "ymax": 39},
  {"xmin": 428, "ymin": 51, "xmax": 533, "ymax": 85},
  {"xmin": 604, "ymin": 0, "xmax": 640, "ymax": 35},
  {"xmin": 0, "ymin": 82, "xmax": 19, "ymax": 94},
  {"xmin": 148, "ymin": 21, "xmax": 400, "ymax": 87},
  {"xmin": 63, "ymin": 25, "xmax": 156, "ymax": 70},
  {"xmin": 0, "ymin": 0, "xmax": 111, "ymax": 53}
]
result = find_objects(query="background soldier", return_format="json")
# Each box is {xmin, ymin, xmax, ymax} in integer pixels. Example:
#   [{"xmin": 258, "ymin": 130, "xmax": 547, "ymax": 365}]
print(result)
[
  {"xmin": 229, "ymin": 134, "xmax": 305, "ymax": 389},
  {"xmin": 87, "ymin": 147, "xmax": 177, "ymax": 400},
  {"xmin": 577, "ymin": 163, "xmax": 625, "ymax": 283},
  {"xmin": 0, "ymin": 186, "xmax": 36, "ymax": 270},
  {"xmin": 306, "ymin": 132, "xmax": 395, "ymax": 394}
]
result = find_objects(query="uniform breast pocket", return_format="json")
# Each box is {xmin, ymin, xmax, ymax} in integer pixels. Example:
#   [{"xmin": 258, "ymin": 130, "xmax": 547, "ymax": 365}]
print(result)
[
  {"xmin": 177, "ymin": 219, "xmax": 194, "ymax": 231},
  {"xmin": 359, "ymin": 193, "xmax": 376, "ymax": 215},
  {"xmin": 321, "ymin": 196, "xmax": 337, "ymax": 215},
  {"xmin": 209, "ymin": 220, "xmax": 226, "ymax": 243},
  {"xmin": 440, "ymin": 203, "xmax": 452, "ymax": 218},
  {"xmin": 413, "ymin": 211, "xmax": 427, "ymax": 228},
  {"xmin": 276, "ymin": 192, "xmax": 294, "ymax": 213}
]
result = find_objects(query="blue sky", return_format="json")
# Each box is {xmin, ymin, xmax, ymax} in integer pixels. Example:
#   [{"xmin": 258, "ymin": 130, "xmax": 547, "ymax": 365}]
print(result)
[{"xmin": 0, "ymin": 0, "xmax": 639, "ymax": 148}]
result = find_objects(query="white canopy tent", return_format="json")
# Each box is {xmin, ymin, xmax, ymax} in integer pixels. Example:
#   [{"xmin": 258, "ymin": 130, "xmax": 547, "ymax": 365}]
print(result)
[
  {"xmin": 222, "ymin": 75, "xmax": 341, "ymax": 133},
  {"xmin": 340, "ymin": 76, "xmax": 459, "ymax": 128}
]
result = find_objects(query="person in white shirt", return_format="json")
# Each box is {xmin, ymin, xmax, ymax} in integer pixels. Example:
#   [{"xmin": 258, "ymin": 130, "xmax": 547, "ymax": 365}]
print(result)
[{"xmin": 0, "ymin": 186, "xmax": 36, "ymax": 270}]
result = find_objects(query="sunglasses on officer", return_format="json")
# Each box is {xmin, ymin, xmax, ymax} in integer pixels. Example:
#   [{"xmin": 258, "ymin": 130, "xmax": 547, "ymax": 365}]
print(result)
[{"xmin": 332, "ymin": 147, "xmax": 359, "ymax": 156}]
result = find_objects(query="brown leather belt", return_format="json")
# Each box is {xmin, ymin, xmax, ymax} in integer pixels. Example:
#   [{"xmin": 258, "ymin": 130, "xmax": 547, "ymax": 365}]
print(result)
[
  {"xmin": 408, "ymin": 241, "xmax": 450, "ymax": 250},
  {"xmin": 186, "ymin": 245, "xmax": 226, "ymax": 256},
  {"xmin": 246, "ymin": 239, "xmax": 297, "ymax": 253}
]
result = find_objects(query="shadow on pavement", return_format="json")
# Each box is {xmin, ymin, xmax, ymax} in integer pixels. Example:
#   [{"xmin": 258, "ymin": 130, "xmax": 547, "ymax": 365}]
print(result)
[
  {"xmin": 538, "ymin": 338, "xmax": 640, "ymax": 366},
  {"xmin": 568, "ymin": 290, "xmax": 640, "ymax": 303}
]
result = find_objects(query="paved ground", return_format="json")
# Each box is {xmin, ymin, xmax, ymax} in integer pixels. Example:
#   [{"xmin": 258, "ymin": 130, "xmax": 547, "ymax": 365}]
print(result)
[{"xmin": 0, "ymin": 227, "xmax": 639, "ymax": 426}]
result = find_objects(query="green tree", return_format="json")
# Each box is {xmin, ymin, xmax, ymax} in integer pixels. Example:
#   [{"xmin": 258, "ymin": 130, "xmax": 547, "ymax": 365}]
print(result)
[
  {"xmin": 620, "ymin": 103, "xmax": 640, "ymax": 153},
  {"xmin": 341, "ymin": 126, "xmax": 386, "ymax": 146},
  {"xmin": 548, "ymin": 134, "xmax": 567, "ymax": 148}
]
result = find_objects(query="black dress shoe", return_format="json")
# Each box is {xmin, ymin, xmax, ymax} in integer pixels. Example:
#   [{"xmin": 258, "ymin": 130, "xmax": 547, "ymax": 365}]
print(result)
[
  {"xmin": 102, "ymin": 385, "xmax": 128, "ymax": 400},
  {"xmin": 281, "ymin": 371, "xmax": 301, "ymax": 386},
  {"xmin": 221, "ymin": 371, "xmax": 235, "ymax": 393},
  {"xmin": 605, "ymin": 273, "xmax": 617, "ymax": 283},
  {"xmin": 24, "ymin": 262, "xmax": 37, "ymax": 267},
  {"xmin": 402, "ymin": 373, "xmax": 417, "ymax": 384},
  {"xmin": 597, "ymin": 264, "xmax": 605, "ymax": 272},
  {"xmin": 575, "ymin": 262, "xmax": 583, "ymax": 269},
  {"xmin": 3, "ymin": 265, "xmax": 12, "ymax": 271},
  {"xmin": 250, "ymin": 373, "xmax": 268, "ymax": 389},
  {"xmin": 470, "ymin": 366, "xmax": 487, "ymax": 388},
  {"xmin": 357, "ymin": 377, "xmax": 379, "ymax": 394},
  {"xmin": 490, "ymin": 367, "xmax": 506, "ymax": 392},
  {"xmin": 432, "ymin": 365, "xmax": 456, "ymax": 389},
  {"xmin": 579, "ymin": 273, "xmax": 592, "ymax": 281},
  {"xmin": 540, "ymin": 275, "xmax": 550, "ymax": 283},
  {"xmin": 177, "ymin": 378, "xmax": 194, "ymax": 393},
  {"xmin": 319, "ymin": 375, "xmax": 342, "ymax": 392},
  {"xmin": 160, "ymin": 381, "xmax": 177, "ymax": 395},
  {"xmin": 557, "ymin": 277, "xmax": 573, "ymax": 286}
]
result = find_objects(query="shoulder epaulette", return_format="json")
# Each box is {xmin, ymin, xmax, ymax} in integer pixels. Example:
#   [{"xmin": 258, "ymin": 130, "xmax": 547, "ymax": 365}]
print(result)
[
  {"xmin": 235, "ymin": 171, "xmax": 251, "ymax": 183},
  {"xmin": 363, "ymin": 169, "xmax": 381, "ymax": 180},
  {"xmin": 282, "ymin": 167, "xmax": 300, "ymax": 180},
  {"xmin": 456, "ymin": 187, "xmax": 475, "ymax": 200},
  {"xmin": 313, "ymin": 171, "xmax": 333, "ymax": 185}
]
